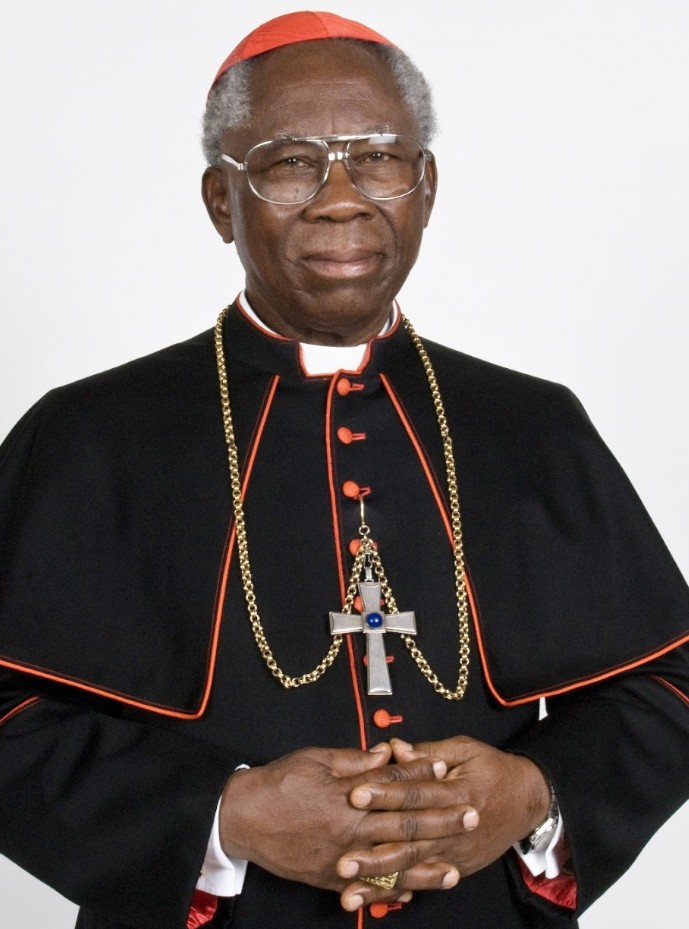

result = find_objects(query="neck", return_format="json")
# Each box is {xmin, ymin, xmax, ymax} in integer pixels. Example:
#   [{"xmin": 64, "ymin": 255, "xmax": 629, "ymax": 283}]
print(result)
[
  {"xmin": 238, "ymin": 293, "xmax": 396, "ymax": 344},
  {"xmin": 243, "ymin": 294, "xmax": 395, "ymax": 345}
]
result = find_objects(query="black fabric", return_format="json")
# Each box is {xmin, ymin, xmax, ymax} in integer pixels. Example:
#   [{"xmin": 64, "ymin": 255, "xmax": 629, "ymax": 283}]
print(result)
[
  {"xmin": 0, "ymin": 304, "xmax": 688, "ymax": 929},
  {"xmin": 1, "ymin": 308, "xmax": 687, "ymax": 708}
]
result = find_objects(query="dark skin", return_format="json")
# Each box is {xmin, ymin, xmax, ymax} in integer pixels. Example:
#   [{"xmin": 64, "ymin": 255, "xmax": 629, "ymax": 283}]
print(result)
[
  {"xmin": 202, "ymin": 40, "xmax": 436, "ymax": 346},
  {"xmin": 202, "ymin": 40, "xmax": 551, "ymax": 911}
]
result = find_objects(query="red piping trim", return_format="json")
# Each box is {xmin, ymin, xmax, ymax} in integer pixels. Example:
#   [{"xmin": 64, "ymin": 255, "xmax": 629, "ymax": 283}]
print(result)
[
  {"xmin": 325, "ymin": 375, "xmax": 368, "ymax": 750},
  {"xmin": 296, "ymin": 302, "xmax": 401, "ymax": 380},
  {"xmin": 653, "ymin": 675, "xmax": 689, "ymax": 708},
  {"xmin": 325, "ymin": 378, "xmax": 349, "ymax": 607},
  {"xmin": 380, "ymin": 373, "xmax": 486, "ymax": 696},
  {"xmin": 380, "ymin": 374, "xmax": 453, "ymax": 544},
  {"xmin": 0, "ymin": 659, "xmax": 208, "ymax": 718},
  {"xmin": 235, "ymin": 294, "xmax": 290, "ymax": 341},
  {"xmin": 0, "ymin": 376, "xmax": 281, "ymax": 720},
  {"xmin": 483, "ymin": 626, "xmax": 689, "ymax": 707},
  {"xmin": 467, "ymin": 540, "xmax": 689, "ymax": 706},
  {"xmin": 212, "ymin": 374, "xmax": 280, "ymax": 696},
  {"xmin": 0, "ymin": 695, "xmax": 41, "ymax": 727},
  {"xmin": 236, "ymin": 293, "xmax": 392, "ymax": 380},
  {"xmin": 354, "ymin": 344, "xmax": 372, "ymax": 375}
]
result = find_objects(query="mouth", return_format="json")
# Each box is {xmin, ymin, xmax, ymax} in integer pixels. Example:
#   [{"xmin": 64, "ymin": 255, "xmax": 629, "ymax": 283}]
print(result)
[{"xmin": 303, "ymin": 249, "xmax": 384, "ymax": 279}]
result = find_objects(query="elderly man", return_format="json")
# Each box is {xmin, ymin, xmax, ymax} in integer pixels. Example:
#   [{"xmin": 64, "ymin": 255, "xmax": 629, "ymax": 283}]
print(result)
[{"xmin": 0, "ymin": 11, "xmax": 688, "ymax": 929}]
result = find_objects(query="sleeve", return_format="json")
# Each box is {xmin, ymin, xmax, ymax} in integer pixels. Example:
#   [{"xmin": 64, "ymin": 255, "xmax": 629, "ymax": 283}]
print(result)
[
  {"xmin": 0, "ymin": 669, "xmax": 235, "ymax": 929},
  {"xmin": 507, "ymin": 641, "xmax": 689, "ymax": 916}
]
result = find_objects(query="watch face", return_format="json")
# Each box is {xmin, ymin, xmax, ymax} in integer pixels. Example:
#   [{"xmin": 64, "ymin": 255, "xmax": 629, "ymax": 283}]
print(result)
[{"xmin": 529, "ymin": 817, "xmax": 558, "ymax": 852}]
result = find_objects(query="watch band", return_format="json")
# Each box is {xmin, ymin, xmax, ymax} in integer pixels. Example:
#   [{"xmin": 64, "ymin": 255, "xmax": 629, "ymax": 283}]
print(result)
[{"xmin": 519, "ymin": 778, "xmax": 559, "ymax": 854}]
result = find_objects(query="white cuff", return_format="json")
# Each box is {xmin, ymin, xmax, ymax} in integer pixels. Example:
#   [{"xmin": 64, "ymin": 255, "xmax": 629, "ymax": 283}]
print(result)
[
  {"xmin": 197, "ymin": 770, "xmax": 250, "ymax": 896},
  {"xmin": 513, "ymin": 815, "xmax": 564, "ymax": 880}
]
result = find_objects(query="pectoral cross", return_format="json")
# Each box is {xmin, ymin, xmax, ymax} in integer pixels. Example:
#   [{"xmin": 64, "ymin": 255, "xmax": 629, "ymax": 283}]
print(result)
[{"xmin": 329, "ymin": 562, "xmax": 416, "ymax": 696}]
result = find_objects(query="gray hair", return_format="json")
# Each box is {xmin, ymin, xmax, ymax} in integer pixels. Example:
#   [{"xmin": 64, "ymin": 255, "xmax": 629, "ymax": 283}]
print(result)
[{"xmin": 201, "ymin": 39, "xmax": 438, "ymax": 166}]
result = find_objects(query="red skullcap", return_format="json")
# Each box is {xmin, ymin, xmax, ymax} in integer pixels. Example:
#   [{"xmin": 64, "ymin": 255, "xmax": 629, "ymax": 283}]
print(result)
[{"xmin": 210, "ymin": 10, "xmax": 395, "ymax": 89}]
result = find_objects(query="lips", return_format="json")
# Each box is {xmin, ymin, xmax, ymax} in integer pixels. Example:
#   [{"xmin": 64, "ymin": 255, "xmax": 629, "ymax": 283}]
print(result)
[{"xmin": 303, "ymin": 248, "xmax": 384, "ymax": 278}]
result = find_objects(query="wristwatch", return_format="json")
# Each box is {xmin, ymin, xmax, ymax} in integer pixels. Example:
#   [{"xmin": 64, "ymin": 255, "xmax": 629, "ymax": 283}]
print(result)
[{"xmin": 519, "ymin": 780, "xmax": 559, "ymax": 854}]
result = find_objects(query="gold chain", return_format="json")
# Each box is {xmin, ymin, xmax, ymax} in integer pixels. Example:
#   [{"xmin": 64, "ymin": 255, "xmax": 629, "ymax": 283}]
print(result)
[{"xmin": 213, "ymin": 307, "xmax": 470, "ymax": 699}]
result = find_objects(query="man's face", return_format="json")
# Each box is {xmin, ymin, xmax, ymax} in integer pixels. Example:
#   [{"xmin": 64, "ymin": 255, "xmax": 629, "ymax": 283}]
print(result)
[{"xmin": 202, "ymin": 40, "xmax": 437, "ymax": 345}]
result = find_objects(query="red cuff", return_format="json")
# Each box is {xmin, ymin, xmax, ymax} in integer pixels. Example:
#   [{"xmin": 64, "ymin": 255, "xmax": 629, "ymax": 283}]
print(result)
[{"xmin": 187, "ymin": 889, "xmax": 219, "ymax": 928}]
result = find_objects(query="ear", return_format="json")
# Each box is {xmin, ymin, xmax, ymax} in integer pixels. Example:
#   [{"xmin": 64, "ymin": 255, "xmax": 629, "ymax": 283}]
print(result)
[
  {"xmin": 422, "ymin": 153, "xmax": 438, "ymax": 228},
  {"xmin": 201, "ymin": 166, "xmax": 235, "ymax": 244}
]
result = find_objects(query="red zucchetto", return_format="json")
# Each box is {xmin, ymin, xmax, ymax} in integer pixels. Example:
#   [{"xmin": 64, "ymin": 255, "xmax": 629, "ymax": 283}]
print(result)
[{"xmin": 209, "ymin": 10, "xmax": 395, "ymax": 89}]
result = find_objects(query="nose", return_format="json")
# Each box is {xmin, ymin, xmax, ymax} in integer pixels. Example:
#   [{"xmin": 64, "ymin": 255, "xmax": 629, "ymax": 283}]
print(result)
[{"xmin": 304, "ymin": 151, "xmax": 374, "ymax": 219}]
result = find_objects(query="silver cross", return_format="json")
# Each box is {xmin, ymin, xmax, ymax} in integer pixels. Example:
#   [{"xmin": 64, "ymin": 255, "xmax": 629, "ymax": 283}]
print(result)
[{"xmin": 329, "ymin": 569, "xmax": 416, "ymax": 695}]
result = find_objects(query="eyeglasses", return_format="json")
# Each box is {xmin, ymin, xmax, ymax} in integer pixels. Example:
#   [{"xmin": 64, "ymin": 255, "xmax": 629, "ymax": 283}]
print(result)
[{"xmin": 221, "ymin": 133, "xmax": 433, "ymax": 205}]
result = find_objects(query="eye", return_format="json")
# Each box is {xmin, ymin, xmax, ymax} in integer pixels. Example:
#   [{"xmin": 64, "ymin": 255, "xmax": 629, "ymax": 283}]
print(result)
[
  {"xmin": 363, "ymin": 150, "xmax": 392, "ymax": 163},
  {"xmin": 353, "ymin": 148, "xmax": 401, "ymax": 169},
  {"xmin": 258, "ymin": 142, "xmax": 323, "ymax": 176},
  {"xmin": 274, "ymin": 154, "xmax": 317, "ymax": 170}
]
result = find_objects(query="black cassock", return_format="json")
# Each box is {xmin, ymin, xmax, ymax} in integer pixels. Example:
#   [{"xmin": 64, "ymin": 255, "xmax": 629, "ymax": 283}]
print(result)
[{"xmin": 1, "ymin": 304, "xmax": 688, "ymax": 929}]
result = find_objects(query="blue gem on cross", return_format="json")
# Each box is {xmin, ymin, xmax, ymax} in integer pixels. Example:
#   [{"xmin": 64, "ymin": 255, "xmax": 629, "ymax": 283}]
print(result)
[
  {"xmin": 366, "ymin": 612, "xmax": 384, "ymax": 628},
  {"xmin": 330, "ymin": 579, "xmax": 417, "ymax": 695}
]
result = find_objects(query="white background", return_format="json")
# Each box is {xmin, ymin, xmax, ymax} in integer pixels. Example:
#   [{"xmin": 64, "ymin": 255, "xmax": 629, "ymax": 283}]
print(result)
[{"xmin": 1, "ymin": 1, "xmax": 687, "ymax": 926}]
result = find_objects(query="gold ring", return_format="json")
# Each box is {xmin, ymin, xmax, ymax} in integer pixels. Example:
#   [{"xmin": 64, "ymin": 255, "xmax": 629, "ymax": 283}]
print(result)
[{"xmin": 361, "ymin": 872, "xmax": 400, "ymax": 891}]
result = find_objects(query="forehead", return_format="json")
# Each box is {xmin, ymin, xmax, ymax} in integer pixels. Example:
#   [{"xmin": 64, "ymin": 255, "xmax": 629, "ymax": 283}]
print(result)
[{"xmin": 237, "ymin": 40, "xmax": 420, "ymax": 142}]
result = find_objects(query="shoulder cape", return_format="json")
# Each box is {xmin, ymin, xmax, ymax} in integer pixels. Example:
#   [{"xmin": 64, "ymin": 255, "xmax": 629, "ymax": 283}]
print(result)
[{"xmin": 1, "ymin": 309, "xmax": 687, "ymax": 714}]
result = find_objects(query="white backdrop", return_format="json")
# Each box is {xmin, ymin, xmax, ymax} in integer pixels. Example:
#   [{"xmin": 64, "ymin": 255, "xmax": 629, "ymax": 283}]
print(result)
[{"xmin": 1, "ymin": 1, "xmax": 688, "ymax": 926}]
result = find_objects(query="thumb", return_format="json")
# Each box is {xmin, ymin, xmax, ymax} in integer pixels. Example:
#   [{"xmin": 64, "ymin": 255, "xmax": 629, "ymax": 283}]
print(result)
[
  {"xmin": 389, "ymin": 737, "xmax": 432, "ymax": 762},
  {"xmin": 329, "ymin": 743, "xmax": 392, "ymax": 777},
  {"xmin": 391, "ymin": 736, "xmax": 476, "ymax": 767}
]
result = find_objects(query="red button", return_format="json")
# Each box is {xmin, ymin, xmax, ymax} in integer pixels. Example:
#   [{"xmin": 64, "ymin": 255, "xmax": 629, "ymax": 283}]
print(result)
[
  {"xmin": 337, "ymin": 426, "xmax": 366, "ymax": 444},
  {"xmin": 370, "ymin": 902, "xmax": 403, "ymax": 918},
  {"xmin": 373, "ymin": 709, "xmax": 404, "ymax": 728},
  {"xmin": 336, "ymin": 378, "xmax": 364, "ymax": 396},
  {"xmin": 342, "ymin": 480, "xmax": 361, "ymax": 499}
]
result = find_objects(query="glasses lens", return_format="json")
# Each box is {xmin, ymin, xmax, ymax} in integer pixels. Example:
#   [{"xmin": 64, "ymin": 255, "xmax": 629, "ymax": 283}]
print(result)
[
  {"xmin": 348, "ymin": 135, "xmax": 426, "ymax": 200},
  {"xmin": 246, "ymin": 140, "xmax": 328, "ymax": 204}
]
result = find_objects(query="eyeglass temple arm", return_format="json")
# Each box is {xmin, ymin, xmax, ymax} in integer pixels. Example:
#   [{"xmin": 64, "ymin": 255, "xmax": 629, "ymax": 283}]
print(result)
[{"xmin": 220, "ymin": 154, "xmax": 247, "ymax": 171}]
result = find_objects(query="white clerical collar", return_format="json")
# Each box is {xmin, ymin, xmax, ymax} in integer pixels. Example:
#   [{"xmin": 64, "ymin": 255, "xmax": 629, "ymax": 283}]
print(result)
[{"xmin": 237, "ymin": 292, "xmax": 398, "ymax": 376}]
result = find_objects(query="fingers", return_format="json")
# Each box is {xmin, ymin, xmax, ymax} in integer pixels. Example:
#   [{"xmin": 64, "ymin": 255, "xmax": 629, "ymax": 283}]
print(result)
[
  {"xmin": 390, "ymin": 735, "xmax": 474, "ymax": 766},
  {"xmin": 325, "ymin": 743, "xmax": 392, "ymax": 777},
  {"xmin": 351, "ymin": 777, "xmax": 468, "ymax": 812},
  {"xmin": 342, "ymin": 887, "xmax": 414, "ymax": 913},
  {"xmin": 338, "ymin": 829, "xmax": 468, "ymax": 885},
  {"xmin": 347, "ymin": 805, "xmax": 479, "ymax": 846},
  {"xmin": 339, "ymin": 838, "xmax": 439, "ymax": 878},
  {"xmin": 389, "ymin": 738, "xmax": 426, "ymax": 762},
  {"xmin": 346, "ymin": 756, "xmax": 448, "ymax": 792},
  {"xmin": 349, "ymin": 773, "xmax": 480, "ymax": 833},
  {"xmin": 340, "ymin": 859, "xmax": 460, "ymax": 912},
  {"xmin": 324, "ymin": 744, "xmax": 445, "ymax": 779},
  {"xmin": 345, "ymin": 757, "xmax": 478, "ymax": 850}
]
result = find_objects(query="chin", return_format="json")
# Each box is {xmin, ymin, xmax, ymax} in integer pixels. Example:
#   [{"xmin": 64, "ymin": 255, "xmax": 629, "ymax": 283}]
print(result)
[{"xmin": 298, "ymin": 303, "xmax": 390, "ymax": 345}]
